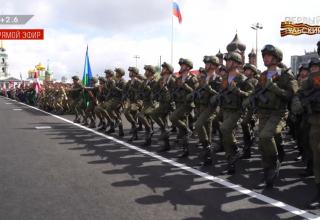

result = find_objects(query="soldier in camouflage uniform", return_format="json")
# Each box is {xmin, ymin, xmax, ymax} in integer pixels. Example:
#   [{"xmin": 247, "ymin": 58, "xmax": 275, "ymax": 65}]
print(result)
[
  {"xmin": 240, "ymin": 63, "xmax": 259, "ymax": 159},
  {"xmin": 69, "ymin": 76, "xmax": 84, "ymax": 123},
  {"xmin": 254, "ymin": 45, "xmax": 298, "ymax": 189},
  {"xmin": 194, "ymin": 56, "xmax": 221, "ymax": 165},
  {"xmin": 123, "ymin": 67, "xmax": 143, "ymax": 141},
  {"xmin": 137, "ymin": 65, "xmax": 158, "ymax": 147},
  {"xmin": 170, "ymin": 58, "xmax": 198, "ymax": 158},
  {"xmin": 83, "ymin": 77, "xmax": 99, "ymax": 128},
  {"xmin": 95, "ymin": 77, "xmax": 108, "ymax": 130},
  {"xmin": 150, "ymin": 62, "xmax": 176, "ymax": 152},
  {"xmin": 293, "ymin": 57, "xmax": 320, "ymax": 209},
  {"xmin": 105, "ymin": 68, "xmax": 126, "ymax": 137},
  {"xmin": 218, "ymin": 52, "xmax": 254, "ymax": 174}
]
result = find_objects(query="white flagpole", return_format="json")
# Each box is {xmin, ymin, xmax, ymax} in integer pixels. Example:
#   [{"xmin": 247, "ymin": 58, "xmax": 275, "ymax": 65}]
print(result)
[{"xmin": 171, "ymin": 1, "xmax": 174, "ymax": 66}]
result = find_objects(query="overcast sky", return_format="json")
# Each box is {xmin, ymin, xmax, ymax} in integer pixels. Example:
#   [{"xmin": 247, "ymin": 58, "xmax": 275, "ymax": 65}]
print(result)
[{"xmin": 1, "ymin": 0, "xmax": 320, "ymax": 81}]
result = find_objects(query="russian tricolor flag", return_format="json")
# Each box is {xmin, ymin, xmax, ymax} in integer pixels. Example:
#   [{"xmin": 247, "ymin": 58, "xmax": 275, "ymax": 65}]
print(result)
[{"xmin": 172, "ymin": 2, "xmax": 182, "ymax": 24}]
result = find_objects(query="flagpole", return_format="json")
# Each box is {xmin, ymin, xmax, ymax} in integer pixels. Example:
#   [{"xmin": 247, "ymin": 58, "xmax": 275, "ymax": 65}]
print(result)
[{"xmin": 171, "ymin": 1, "xmax": 174, "ymax": 66}]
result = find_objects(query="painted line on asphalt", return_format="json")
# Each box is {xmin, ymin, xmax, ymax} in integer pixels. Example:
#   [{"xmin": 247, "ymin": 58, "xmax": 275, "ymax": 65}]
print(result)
[
  {"xmin": 4, "ymin": 97, "xmax": 319, "ymax": 220},
  {"xmin": 35, "ymin": 126, "xmax": 52, "ymax": 129},
  {"xmin": 13, "ymin": 108, "xmax": 22, "ymax": 111}
]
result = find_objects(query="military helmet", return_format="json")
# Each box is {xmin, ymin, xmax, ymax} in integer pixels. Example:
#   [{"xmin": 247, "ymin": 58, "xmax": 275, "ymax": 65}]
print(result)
[
  {"xmin": 203, "ymin": 55, "xmax": 220, "ymax": 66},
  {"xmin": 261, "ymin": 44, "xmax": 283, "ymax": 62},
  {"xmin": 219, "ymin": 65, "xmax": 227, "ymax": 72},
  {"xmin": 308, "ymin": 57, "xmax": 320, "ymax": 68},
  {"xmin": 178, "ymin": 58, "xmax": 193, "ymax": 69},
  {"xmin": 243, "ymin": 63, "xmax": 258, "ymax": 75},
  {"xmin": 104, "ymin": 69, "xmax": 114, "ymax": 76},
  {"xmin": 298, "ymin": 63, "xmax": 309, "ymax": 72},
  {"xmin": 128, "ymin": 66, "xmax": 139, "ymax": 74},
  {"xmin": 91, "ymin": 77, "xmax": 98, "ymax": 83},
  {"xmin": 72, "ymin": 75, "xmax": 79, "ymax": 81},
  {"xmin": 198, "ymin": 67, "xmax": 207, "ymax": 76},
  {"xmin": 161, "ymin": 62, "xmax": 174, "ymax": 73},
  {"xmin": 115, "ymin": 68, "xmax": 125, "ymax": 76},
  {"xmin": 224, "ymin": 52, "xmax": 243, "ymax": 64},
  {"xmin": 144, "ymin": 65, "xmax": 156, "ymax": 74},
  {"xmin": 98, "ymin": 77, "xmax": 106, "ymax": 82}
]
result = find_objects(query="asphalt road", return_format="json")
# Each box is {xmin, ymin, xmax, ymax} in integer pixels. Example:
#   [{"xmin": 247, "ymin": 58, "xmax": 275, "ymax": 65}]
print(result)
[{"xmin": 0, "ymin": 96, "xmax": 319, "ymax": 220}]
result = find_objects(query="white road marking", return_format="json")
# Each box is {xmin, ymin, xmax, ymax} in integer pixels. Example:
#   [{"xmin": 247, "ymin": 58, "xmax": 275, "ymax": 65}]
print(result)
[
  {"xmin": 35, "ymin": 126, "xmax": 52, "ymax": 129},
  {"xmin": 5, "ymin": 97, "xmax": 320, "ymax": 220},
  {"xmin": 13, "ymin": 108, "xmax": 22, "ymax": 111},
  {"xmin": 5, "ymin": 102, "xmax": 13, "ymax": 104}
]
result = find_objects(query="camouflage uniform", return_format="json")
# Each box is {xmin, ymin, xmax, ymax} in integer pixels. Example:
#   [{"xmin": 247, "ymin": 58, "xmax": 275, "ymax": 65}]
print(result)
[
  {"xmin": 137, "ymin": 65, "xmax": 158, "ymax": 147},
  {"xmin": 241, "ymin": 63, "xmax": 259, "ymax": 159},
  {"xmin": 254, "ymin": 45, "xmax": 298, "ymax": 189},
  {"xmin": 296, "ymin": 57, "xmax": 320, "ymax": 209},
  {"xmin": 123, "ymin": 67, "xmax": 143, "ymax": 141},
  {"xmin": 69, "ymin": 76, "xmax": 84, "ymax": 123},
  {"xmin": 105, "ymin": 68, "xmax": 126, "ymax": 136},
  {"xmin": 150, "ymin": 62, "xmax": 176, "ymax": 152},
  {"xmin": 170, "ymin": 58, "xmax": 199, "ymax": 157},
  {"xmin": 219, "ymin": 52, "xmax": 254, "ymax": 174}
]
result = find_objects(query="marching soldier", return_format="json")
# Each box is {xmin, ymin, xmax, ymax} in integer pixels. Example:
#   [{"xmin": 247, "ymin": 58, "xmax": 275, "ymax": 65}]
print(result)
[
  {"xmin": 293, "ymin": 57, "xmax": 320, "ymax": 209},
  {"xmin": 69, "ymin": 75, "xmax": 84, "ymax": 123},
  {"xmin": 195, "ymin": 56, "xmax": 221, "ymax": 165},
  {"xmin": 254, "ymin": 44, "xmax": 298, "ymax": 189},
  {"xmin": 218, "ymin": 52, "xmax": 254, "ymax": 174},
  {"xmin": 241, "ymin": 63, "xmax": 259, "ymax": 159},
  {"xmin": 95, "ymin": 77, "xmax": 108, "ymax": 130},
  {"xmin": 83, "ymin": 77, "xmax": 99, "ymax": 128},
  {"xmin": 170, "ymin": 58, "xmax": 198, "ymax": 158},
  {"xmin": 150, "ymin": 62, "xmax": 175, "ymax": 152},
  {"xmin": 137, "ymin": 65, "xmax": 158, "ymax": 147},
  {"xmin": 105, "ymin": 68, "xmax": 126, "ymax": 137},
  {"xmin": 123, "ymin": 67, "xmax": 143, "ymax": 141}
]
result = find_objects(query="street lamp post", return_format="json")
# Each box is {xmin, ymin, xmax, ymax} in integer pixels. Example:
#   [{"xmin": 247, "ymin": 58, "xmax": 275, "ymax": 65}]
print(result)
[
  {"xmin": 133, "ymin": 55, "xmax": 140, "ymax": 68},
  {"xmin": 251, "ymin": 22, "xmax": 263, "ymax": 67}
]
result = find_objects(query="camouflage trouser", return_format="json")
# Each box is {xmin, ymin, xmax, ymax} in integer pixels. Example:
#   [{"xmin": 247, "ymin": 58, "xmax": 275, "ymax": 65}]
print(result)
[
  {"xmin": 124, "ymin": 101, "xmax": 141, "ymax": 127},
  {"xmin": 137, "ymin": 103, "xmax": 154, "ymax": 132},
  {"xmin": 220, "ymin": 109, "xmax": 241, "ymax": 158},
  {"xmin": 308, "ymin": 114, "xmax": 320, "ymax": 184},
  {"xmin": 105, "ymin": 99, "xmax": 122, "ymax": 122},
  {"xmin": 195, "ymin": 106, "xmax": 217, "ymax": 145},
  {"xmin": 170, "ymin": 103, "xmax": 192, "ymax": 137},
  {"xmin": 95, "ymin": 101, "xmax": 109, "ymax": 121},
  {"xmin": 257, "ymin": 111, "xmax": 287, "ymax": 169},
  {"xmin": 241, "ymin": 108, "xmax": 256, "ymax": 146},
  {"xmin": 150, "ymin": 103, "xmax": 170, "ymax": 130},
  {"xmin": 71, "ymin": 99, "xmax": 84, "ymax": 118},
  {"xmin": 84, "ymin": 101, "xmax": 96, "ymax": 122}
]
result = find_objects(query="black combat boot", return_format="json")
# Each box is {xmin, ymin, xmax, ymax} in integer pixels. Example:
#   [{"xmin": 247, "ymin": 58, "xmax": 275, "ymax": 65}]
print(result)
[
  {"xmin": 199, "ymin": 141, "xmax": 212, "ymax": 166},
  {"xmin": 265, "ymin": 156, "xmax": 280, "ymax": 189},
  {"xmin": 307, "ymin": 184, "xmax": 320, "ymax": 209},
  {"xmin": 158, "ymin": 131, "xmax": 170, "ymax": 152},
  {"xmin": 142, "ymin": 130, "xmax": 153, "ymax": 147},
  {"xmin": 118, "ymin": 122, "xmax": 124, "ymax": 137},
  {"xmin": 300, "ymin": 159, "xmax": 314, "ymax": 177},
  {"xmin": 106, "ymin": 121, "xmax": 115, "ymax": 134},
  {"xmin": 241, "ymin": 138, "xmax": 252, "ymax": 159},
  {"xmin": 177, "ymin": 137, "xmax": 189, "ymax": 158},
  {"xmin": 129, "ymin": 127, "xmax": 138, "ymax": 142},
  {"xmin": 98, "ymin": 122, "xmax": 106, "ymax": 131},
  {"xmin": 81, "ymin": 117, "xmax": 88, "ymax": 126},
  {"xmin": 88, "ymin": 120, "xmax": 96, "ymax": 128},
  {"xmin": 220, "ymin": 148, "xmax": 241, "ymax": 175},
  {"xmin": 170, "ymin": 126, "xmax": 177, "ymax": 133},
  {"xmin": 275, "ymin": 134, "xmax": 285, "ymax": 163},
  {"xmin": 137, "ymin": 120, "xmax": 144, "ymax": 131},
  {"xmin": 73, "ymin": 116, "xmax": 81, "ymax": 123}
]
